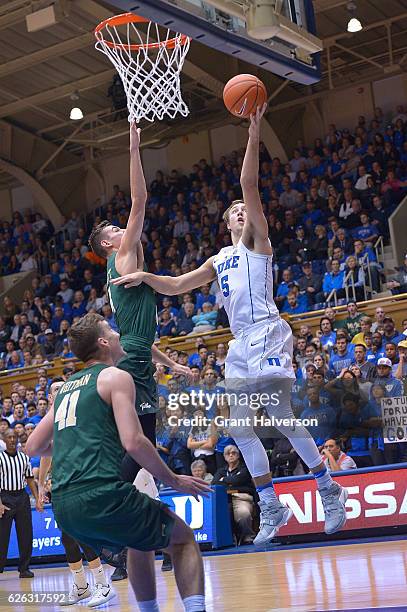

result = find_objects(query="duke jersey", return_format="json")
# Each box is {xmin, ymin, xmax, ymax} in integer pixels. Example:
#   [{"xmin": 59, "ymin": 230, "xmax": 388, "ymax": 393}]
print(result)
[{"xmin": 213, "ymin": 240, "xmax": 278, "ymax": 336}]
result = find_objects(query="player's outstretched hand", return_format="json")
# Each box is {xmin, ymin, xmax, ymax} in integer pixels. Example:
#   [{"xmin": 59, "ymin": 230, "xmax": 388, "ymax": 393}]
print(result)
[
  {"xmin": 249, "ymin": 102, "xmax": 267, "ymax": 139},
  {"xmin": 111, "ymin": 271, "xmax": 146, "ymax": 289},
  {"xmin": 130, "ymin": 122, "xmax": 141, "ymax": 150},
  {"xmin": 172, "ymin": 475, "xmax": 212, "ymax": 500}
]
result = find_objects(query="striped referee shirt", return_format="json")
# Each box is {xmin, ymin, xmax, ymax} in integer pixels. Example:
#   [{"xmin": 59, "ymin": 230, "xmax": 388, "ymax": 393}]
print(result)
[{"xmin": 0, "ymin": 450, "xmax": 33, "ymax": 492}]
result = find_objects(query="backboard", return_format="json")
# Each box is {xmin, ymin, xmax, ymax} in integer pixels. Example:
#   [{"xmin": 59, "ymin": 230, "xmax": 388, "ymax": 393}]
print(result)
[{"xmin": 104, "ymin": 0, "xmax": 322, "ymax": 84}]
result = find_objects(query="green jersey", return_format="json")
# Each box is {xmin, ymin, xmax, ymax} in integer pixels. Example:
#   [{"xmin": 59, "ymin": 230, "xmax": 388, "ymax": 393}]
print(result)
[
  {"xmin": 106, "ymin": 252, "xmax": 157, "ymax": 353},
  {"xmin": 52, "ymin": 364, "xmax": 124, "ymax": 499}
]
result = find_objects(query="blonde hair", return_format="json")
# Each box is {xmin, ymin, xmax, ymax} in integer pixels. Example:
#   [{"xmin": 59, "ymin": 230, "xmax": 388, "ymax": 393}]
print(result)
[{"xmin": 223, "ymin": 200, "xmax": 244, "ymax": 224}]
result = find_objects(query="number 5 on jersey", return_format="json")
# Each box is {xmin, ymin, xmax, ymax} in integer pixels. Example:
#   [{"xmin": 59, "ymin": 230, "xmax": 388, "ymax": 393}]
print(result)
[
  {"xmin": 221, "ymin": 275, "xmax": 229, "ymax": 297},
  {"xmin": 54, "ymin": 390, "xmax": 80, "ymax": 430}
]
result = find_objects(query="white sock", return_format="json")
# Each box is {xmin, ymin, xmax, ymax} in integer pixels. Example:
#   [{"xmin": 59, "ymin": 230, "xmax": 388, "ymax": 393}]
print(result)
[
  {"xmin": 183, "ymin": 594, "xmax": 205, "ymax": 611},
  {"xmin": 256, "ymin": 481, "xmax": 280, "ymax": 506},
  {"xmin": 138, "ymin": 599, "xmax": 160, "ymax": 611},
  {"xmin": 71, "ymin": 566, "xmax": 87, "ymax": 590},
  {"xmin": 90, "ymin": 564, "xmax": 108, "ymax": 587}
]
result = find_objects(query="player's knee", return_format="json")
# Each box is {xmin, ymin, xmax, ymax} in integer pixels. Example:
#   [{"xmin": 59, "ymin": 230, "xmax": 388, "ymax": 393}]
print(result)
[
  {"xmin": 227, "ymin": 424, "xmax": 255, "ymax": 442},
  {"xmin": 167, "ymin": 513, "xmax": 197, "ymax": 549}
]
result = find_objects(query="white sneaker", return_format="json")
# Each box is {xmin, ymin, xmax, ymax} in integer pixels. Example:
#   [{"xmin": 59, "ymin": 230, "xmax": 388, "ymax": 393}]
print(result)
[
  {"xmin": 320, "ymin": 482, "xmax": 349, "ymax": 534},
  {"xmin": 87, "ymin": 583, "xmax": 116, "ymax": 608},
  {"xmin": 60, "ymin": 583, "xmax": 91, "ymax": 606},
  {"xmin": 253, "ymin": 500, "xmax": 293, "ymax": 546}
]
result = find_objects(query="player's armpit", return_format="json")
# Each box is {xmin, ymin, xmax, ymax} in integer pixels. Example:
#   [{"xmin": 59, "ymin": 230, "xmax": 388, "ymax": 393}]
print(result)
[{"xmin": 25, "ymin": 409, "xmax": 54, "ymax": 457}]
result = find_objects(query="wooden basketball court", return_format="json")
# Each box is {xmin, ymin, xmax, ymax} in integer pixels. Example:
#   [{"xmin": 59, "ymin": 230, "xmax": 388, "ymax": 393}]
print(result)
[{"xmin": 1, "ymin": 539, "xmax": 406, "ymax": 611}]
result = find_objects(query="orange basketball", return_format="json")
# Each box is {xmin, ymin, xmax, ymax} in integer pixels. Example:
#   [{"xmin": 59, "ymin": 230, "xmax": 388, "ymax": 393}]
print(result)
[{"xmin": 223, "ymin": 74, "xmax": 267, "ymax": 118}]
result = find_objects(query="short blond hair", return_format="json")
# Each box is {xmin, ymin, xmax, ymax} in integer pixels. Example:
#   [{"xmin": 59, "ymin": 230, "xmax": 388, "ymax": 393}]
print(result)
[{"xmin": 223, "ymin": 199, "xmax": 244, "ymax": 224}]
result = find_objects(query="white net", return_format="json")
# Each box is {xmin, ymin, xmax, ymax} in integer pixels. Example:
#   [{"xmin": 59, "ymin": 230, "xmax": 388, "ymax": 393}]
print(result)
[{"xmin": 95, "ymin": 17, "xmax": 191, "ymax": 123}]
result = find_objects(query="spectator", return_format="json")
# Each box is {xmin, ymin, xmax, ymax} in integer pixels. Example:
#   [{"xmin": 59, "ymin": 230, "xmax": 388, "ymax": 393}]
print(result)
[
  {"xmin": 281, "ymin": 291, "xmax": 306, "ymax": 315},
  {"xmin": 42, "ymin": 329, "xmax": 58, "ymax": 359},
  {"xmin": 71, "ymin": 291, "xmax": 87, "ymax": 318},
  {"xmin": 344, "ymin": 256, "xmax": 365, "ymax": 301},
  {"xmin": 268, "ymin": 439, "xmax": 299, "ymax": 477},
  {"xmin": 212, "ymin": 445, "xmax": 256, "ymax": 545},
  {"xmin": 163, "ymin": 406, "xmax": 191, "ymax": 475},
  {"xmin": 387, "ymin": 254, "xmax": 407, "ymax": 295},
  {"xmin": 298, "ymin": 262, "xmax": 322, "ymax": 307},
  {"xmin": 175, "ymin": 302, "xmax": 195, "ymax": 335},
  {"xmin": 338, "ymin": 301, "xmax": 363, "ymax": 338},
  {"xmin": 395, "ymin": 339, "xmax": 407, "ymax": 383},
  {"xmin": 328, "ymin": 336, "xmax": 355, "ymax": 376},
  {"xmin": 385, "ymin": 342, "xmax": 399, "ymax": 375},
  {"xmin": 338, "ymin": 394, "xmax": 373, "ymax": 468},
  {"xmin": 353, "ymin": 239, "xmax": 381, "ymax": 292},
  {"xmin": 321, "ymin": 439, "xmax": 357, "ymax": 471},
  {"xmin": 352, "ymin": 212, "xmax": 380, "ymax": 247},
  {"xmin": 326, "ymin": 368, "xmax": 367, "ymax": 408},
  {"xmin": 300, "ymin": 387, "xmax": 337, "ymax": 446},
  {"xmin": 373, "ymin": 357, "xmax": 403, "ymax": 397},
  {"xmin": 382, "ymin": 316, "xmax": 404, "ymax": 345},
  {"xmin": 319, "ymin": 260, "xmax": 345, "ymax": 302},
  {"xmin": 371, "ymin": 306, "xmax": 386, "ymax": 333},
  {"xmin": 352, "ymin": 316, "xmax": 373, "ymax": 347},
  {"xmin": 187, "ymin": 410, "xmax": 217, "ymax": 474},
  {"xmin": 57, "ymin": 279, "xmax": 73, "ymax": 304},
  {"xmin": 352, "ymin": 344, "xmax": 376, "ymax": 381},
  {"xmin": 190, "ymin": 459, "xmax": 213, "ymax": 484},
  {"xmin": 195, "ymin": 285, "xmax": 216, "ymax": 311},
  {"xmin": 192, "ymin": 303, "xmax": 217, "ymax": 333}
]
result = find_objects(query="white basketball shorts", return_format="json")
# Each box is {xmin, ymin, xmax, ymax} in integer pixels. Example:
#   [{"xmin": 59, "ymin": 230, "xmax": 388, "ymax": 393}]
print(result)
[{"xmin": 225, "ymin": 317, "xmax": 295, "ymax": 383}]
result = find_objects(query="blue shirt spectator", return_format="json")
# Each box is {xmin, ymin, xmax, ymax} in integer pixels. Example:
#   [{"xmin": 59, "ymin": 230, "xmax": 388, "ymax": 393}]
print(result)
[{"xmin": 322, "ymin": 262, "xmax": 344, "ymax": 294}]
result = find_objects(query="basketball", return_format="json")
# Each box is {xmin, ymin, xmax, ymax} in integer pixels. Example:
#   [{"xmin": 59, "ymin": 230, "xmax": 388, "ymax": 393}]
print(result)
[{"xmin": 223, "ymin": 74, "xmax": 267, "ymax": 118}]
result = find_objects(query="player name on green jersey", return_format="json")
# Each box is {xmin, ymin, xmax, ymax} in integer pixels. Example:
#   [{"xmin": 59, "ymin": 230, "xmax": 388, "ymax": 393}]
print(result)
[
  {"xmin": 59, "ymin": 373, "xmax": 91, "ymax": 394},
  {"xmin": 52, "ymin": 364, "xmax": 124, "ymax": 499}
]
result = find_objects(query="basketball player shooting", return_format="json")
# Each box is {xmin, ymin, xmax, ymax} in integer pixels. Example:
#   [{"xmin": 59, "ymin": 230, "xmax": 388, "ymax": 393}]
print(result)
[
  {"xmin": 26, "ymin": 313, "xmax": 209, "ymax": 612},
  {"xmin": 112, "ymin": 104, "xmax": 348, "ymax": 544}
]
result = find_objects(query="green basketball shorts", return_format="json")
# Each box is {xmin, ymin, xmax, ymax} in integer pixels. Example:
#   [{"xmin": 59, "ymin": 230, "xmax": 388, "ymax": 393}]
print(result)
[{"xmin": 53, "ymin": 481, "xmax": 174, "ymax": 554}]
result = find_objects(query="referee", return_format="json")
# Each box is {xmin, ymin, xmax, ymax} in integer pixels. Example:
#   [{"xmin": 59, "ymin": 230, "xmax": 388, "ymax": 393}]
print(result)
[{"xmin": 0, "ymin": 429, "xmax": 42, "ymax": 578}]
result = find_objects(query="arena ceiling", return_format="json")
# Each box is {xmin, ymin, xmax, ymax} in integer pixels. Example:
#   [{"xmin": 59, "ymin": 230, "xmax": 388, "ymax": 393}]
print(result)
[{"xmin": 0, "ymin": 0, "xmax": 406, "ymax": 189}]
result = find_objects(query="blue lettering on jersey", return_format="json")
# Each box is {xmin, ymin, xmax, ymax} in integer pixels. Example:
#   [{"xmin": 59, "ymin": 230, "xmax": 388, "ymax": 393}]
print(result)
[
  {"xmin": 217, "ymin": 255, "xmax": 240, "ymax": 275},
  {"xmin": 220, "ymin": 275, "xmax": 230, "ymax": 297},
  {"xmin": 267, "ymin": 357, "xmax": 281, "ymax": 367}
]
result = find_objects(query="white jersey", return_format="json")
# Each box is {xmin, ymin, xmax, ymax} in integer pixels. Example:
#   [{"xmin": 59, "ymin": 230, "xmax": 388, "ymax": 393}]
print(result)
[{"xmin": 213, "ymin": 240, "xmax": 278, "ymax": 336}]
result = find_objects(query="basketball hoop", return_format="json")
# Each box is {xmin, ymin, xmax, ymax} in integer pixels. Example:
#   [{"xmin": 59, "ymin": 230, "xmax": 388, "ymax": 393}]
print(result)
[{"xmin": 94, "ymin": 13, "xmax": 191, "ymax": 123}]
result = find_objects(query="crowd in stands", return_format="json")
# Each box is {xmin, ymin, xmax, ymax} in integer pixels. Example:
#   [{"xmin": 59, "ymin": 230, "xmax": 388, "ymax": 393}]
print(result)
[{"xmin": 1, "ymin": 104, "xmax": 407, "ymax": 543}]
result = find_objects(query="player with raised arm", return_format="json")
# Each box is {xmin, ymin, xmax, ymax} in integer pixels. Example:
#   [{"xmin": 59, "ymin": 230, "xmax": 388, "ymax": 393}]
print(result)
[
  {"xmin": 89, "ymin": 124, "xmax": 188, "ymax": 573},
  {"xmin": 112, "ymin": 105, "xmax": 348, "ymax": 544},
  {"xmin": 89, "ymin": 125, "xmax": 189, "ymax": 474},
  {"xmin": 26, "ymin": 313, "xmax": 209, "ymax": 612}
]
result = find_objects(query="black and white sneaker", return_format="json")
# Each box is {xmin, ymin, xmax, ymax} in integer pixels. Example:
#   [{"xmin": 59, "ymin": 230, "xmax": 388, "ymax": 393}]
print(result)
[{"xmin": 87, "ymin": 583, "xmax": 116, "ymax": 608}]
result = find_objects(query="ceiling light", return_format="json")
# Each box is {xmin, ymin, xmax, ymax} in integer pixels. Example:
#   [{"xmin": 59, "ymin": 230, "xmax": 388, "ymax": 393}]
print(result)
[
  {"xmin": 346, "ymin": 2, "xmax": 362, "ymax": 33},
  {"xmin": 69, "ymin": 91, "xmax": 83, "ymax": 120},
  {"xmin": 69, "ymin": 107, "xmax": 84, "ymax": 120},
  {"xmin": 347, "ymin": 17, "xmax": 362, "ymax": 33}
]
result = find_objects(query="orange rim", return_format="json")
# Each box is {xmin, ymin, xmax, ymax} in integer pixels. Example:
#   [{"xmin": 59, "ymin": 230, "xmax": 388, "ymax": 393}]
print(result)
[{"xmin": 94, "ymin": 12, "xmax": 190, "ymax": 51}]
